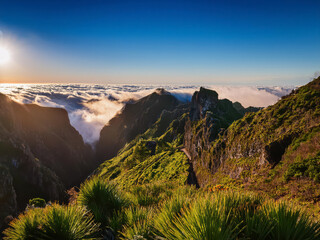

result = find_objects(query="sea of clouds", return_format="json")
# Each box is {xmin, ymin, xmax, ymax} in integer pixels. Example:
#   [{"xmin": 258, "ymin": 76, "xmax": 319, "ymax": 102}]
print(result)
[{"xmin": 0, "ymin": 84, "xmax": 294, "ymax": 145}]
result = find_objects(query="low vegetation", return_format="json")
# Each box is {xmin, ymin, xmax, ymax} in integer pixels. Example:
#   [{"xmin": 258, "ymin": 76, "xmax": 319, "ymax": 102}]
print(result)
[
  {"xmin": 4, "ymin": 181, "xmax": 320, "ymax": 239},
  {"xmin": 3, "ymin": 204, "xmax": 100, "ymax": 240},
  {"xmin": 4, "ymin": 78, "xmax": 320, "ymax": 239}
]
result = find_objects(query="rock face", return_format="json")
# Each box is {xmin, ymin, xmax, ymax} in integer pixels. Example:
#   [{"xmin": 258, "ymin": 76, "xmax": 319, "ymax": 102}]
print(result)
[
  {"xmin": 0, "ymin": 167, "xmax": 17, "ymax": 228},
  {"xmin": 96, "ymin": 89, "xmax": 181, "ymax": 161},
  {"xmin": 0, "ymin": 94, "xmax": 93, "ymax": 227},
  {"xmin": 184, "ymin": 87, "xmax": 257, "ymax": 186},
  {"xmin": 190, "ymin": 87, "xmax": 219, "ymax": 121},
  {"xmin": 0, "ymin": 94, "xmax": 93, "ymax": 186},
  {"xmin": 185, "ymin": 77, "xmax": 320, "ymax": 197}
]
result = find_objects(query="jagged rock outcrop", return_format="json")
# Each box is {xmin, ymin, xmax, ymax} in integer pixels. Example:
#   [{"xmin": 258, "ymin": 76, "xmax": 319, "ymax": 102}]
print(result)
[
  {"xmin": 185, "ymin": 87, "xmax": 244, "ymax": 170},
  {"xmin": 190, "ymin": 87, "xmax": 219, "ymax": 121},
  {"xmin": 0, "ymin": 94, "xmax": 94, "ymax": 228},
  {"xmin": 0, "ymin": 140, "xmax": 65, "ymax": 229},
  {"xmin": 185, "ymin": 77, "xmax": 320, "ymax": 203},
  {"xmin": 96, "ymin": 88, "xmax": 182, "ymax": 161},
  {"xmin": 184, "ymin": 87, "xmax": 261, "ymax": 186},
  {"xmin": 207, "ymin": 78, "xmax": 320, "ymax": 175}
]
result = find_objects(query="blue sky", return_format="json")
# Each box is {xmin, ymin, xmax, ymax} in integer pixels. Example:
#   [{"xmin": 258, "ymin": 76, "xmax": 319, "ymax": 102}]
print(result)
[{"xmin": 0, "ymin": 0, "xmax": 319, "ymax": 85}]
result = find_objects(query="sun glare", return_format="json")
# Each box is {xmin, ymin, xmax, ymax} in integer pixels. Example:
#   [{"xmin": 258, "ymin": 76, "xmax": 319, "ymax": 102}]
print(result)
[{"xmin": 0, "ymin": 46, "xmax": 11, "ymax": 65}]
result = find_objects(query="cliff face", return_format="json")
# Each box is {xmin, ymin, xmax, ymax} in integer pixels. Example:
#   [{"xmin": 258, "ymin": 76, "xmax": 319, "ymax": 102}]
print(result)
[
  {"xmin": 0, "ymin": 139, "xmax": 65, "ymax": 228},
  {"xmin": 184, "ymin": 87, "xmax": 246, "ymax": 183},
  {"xmin": 0, "ymin": 94, "xmax": 93, "ymax": 227},
  {"xmin": 186, "ymin": 78, "xmax": 320, "ymax": 203},
  {"xmin": 96, "ymin": 89, "xmax": 181, "ymax": 161}
]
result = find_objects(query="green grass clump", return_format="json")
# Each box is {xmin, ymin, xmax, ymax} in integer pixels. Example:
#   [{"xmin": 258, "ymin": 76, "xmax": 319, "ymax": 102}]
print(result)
[
  {"xmin": 261, "ymin": 202, "xmax": 320, "ymax": 240},
  {"xmin": 77, "ymin": 177, "xmax": 128, "ymax": 227},
  {"xmin": 284, "ymin": 156, "xmax": 320, "ymax": 182},
  {"xmin": 5, "ymin": 187, "xmax": 320, "ymax": 240},
  {"xmin": 40, "ymin": 204, "xmax": 100, "ymax": 240},
  {"xmin": 28, "ymin": 198, "xmax": 46, "ymax": 208},
  {"xmin": 163, "ymin": 196, "xmax": 240, "ymax": 239},
  {"xmin": 120, "ymin": 207, "xmax": 154, "ymax": 240},
  {"xmin": 152, "ymin": 191, "xmax": 320, "ymax": 240},
  {"xmin": 153, "ymin": 196, "xmax": 190, "ymax": 238},
  {"xmin": 128, "ymin": 182, "xmax": 173, "ymax": 206},
  {"xmin": 153, "ymin": 191, "xmax": 262, "ymax": 239},
  {"xmin": 3, "ymin": 208, "xmax": 43, "ymax": 240},
  {"xmin": 3, "ymin": 204, "xmax": 100, "ymax": 240}
]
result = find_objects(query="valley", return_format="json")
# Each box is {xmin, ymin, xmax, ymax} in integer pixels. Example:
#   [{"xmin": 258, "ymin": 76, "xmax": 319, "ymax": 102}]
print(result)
[{"xmin": 1, "ymin": 77, "xmax": 320, "ymax": 239}]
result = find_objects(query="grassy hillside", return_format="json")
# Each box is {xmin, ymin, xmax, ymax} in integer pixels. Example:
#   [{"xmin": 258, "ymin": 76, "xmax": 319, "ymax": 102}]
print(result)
[
  {"xmin": 95, "ymin": 110, "xmax": 190, "ymax": 189},
  {"xmin": 190, "ymin": 77, "xmax": 320, "ymax": 207},
  {"xmin": 4, "ymin": 80, "xmax": 320, "ymax": 239},
  {"xmin": 96, "ymin": 89, "xmax": 182, "ymax": 161}
]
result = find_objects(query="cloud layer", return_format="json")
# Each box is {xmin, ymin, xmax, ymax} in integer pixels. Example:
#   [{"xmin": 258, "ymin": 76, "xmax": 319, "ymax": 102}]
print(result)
[{"xmin": 0, "ymin": 84, "xmax": 293, "ymax": 145}]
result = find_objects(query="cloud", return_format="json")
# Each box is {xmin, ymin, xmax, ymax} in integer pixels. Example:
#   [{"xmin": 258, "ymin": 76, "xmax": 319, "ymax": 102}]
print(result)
[{"xmin": 0, "ymin": 84, "xmax": 294, "ymax": 145}]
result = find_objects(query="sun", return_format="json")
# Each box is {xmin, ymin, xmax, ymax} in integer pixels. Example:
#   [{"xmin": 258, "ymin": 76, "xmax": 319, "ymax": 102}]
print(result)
[{"xmin": 0, "ymin": 46, "xmax": 11, "ymax": 65}]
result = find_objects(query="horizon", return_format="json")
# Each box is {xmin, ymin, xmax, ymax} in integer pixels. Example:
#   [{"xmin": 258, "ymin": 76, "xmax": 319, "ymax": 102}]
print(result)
[
  {"xmin": 1, "ymin": 1, "xmax": 320, "ymax": 234},
  {"xmin": 0, "ymin": 0, "xmax": 319, "ymax": 85},
  {"xmin": 0, "ymin": 83, "xmax": 293, "ymax": 144}
]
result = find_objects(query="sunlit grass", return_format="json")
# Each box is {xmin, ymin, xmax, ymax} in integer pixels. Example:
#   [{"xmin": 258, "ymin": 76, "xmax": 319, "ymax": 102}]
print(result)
[
  {"xmin": 77, "ymin": 177, "xmax": 128, "ymax": 227},
  {"xmin": 4, "ymin": 185, "xmax": 320, "ymax": 240},
  {"xmin": 3, "ymin": 204, "xmax": 100, "ymax": 240}
]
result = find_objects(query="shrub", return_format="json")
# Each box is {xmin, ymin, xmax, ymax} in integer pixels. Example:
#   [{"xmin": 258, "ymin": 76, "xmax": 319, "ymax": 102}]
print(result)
[
  {"xmin": 120, "ymin": 206, "xmax": 154, "ymax": 239},
  {"xmin": 284, "ymin": 156, "xmax": 320, "ymax": 182},
  {"xmin": 244, "ymin": 210, "xmax": 274, "ymax": 240},
  {"xmin": 129, "ymin": 182, "xmax": 172, "ymax": 206},
  {"xmin": 41, "ymin": 204, "xmax": 100, "ymax": 239},
  {"xmin": 28, "ymin": 198, "xmax": 46, "ymax": 208},
  {"xmin": 153, "ymin": 196, "xmax": 189, "ymax": 238},
  {"xmin": 3, "ymin": 204, "xmax": 100, "ymax": 240},
  {"xmin": 120, "ymin": 220, "xmax": 152, "ymax": 240},
  {"xmin": 3, "ymin": 208, "xmax": 43, "ymax": 240},
  {"xmin": 166, "ymin": 196, "xmax": 239, "ymax": 240},
  {"xmin": 77, "ymin": 177, "xmax": 128, "ymax": 226},
  {"xmin": 153, "ymin": 191, "xmax": 263, "ymax": 240},
  {"xmin": 262, "ymin": 202, "xmax": 320, "ymax": 240}
]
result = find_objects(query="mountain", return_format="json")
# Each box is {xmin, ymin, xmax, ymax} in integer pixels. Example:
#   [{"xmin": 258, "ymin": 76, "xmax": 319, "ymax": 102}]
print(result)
[
  {"xmin": 3, "ymin": 79, "xmax": 319, "ymax": 232},
  {"xmin": 94, "ymin": 87, "xmax": 249, "ymax": 189},
  {"xmin": 3, "ymin": 81, "xmax": 320, "ymax": 239},
  {"xmin": 95, "ymin": 105, "xmax": 190, "ymax": 188},
  {"xmin": 96, "ymin": 88, "xmax": 182, "ymax": 161},
  {"xmin": 95, "ymin": 78, "xmax": 320, "ymax": 206},
  {"xmin": 185, "ymin": 77, "xmax": 320, "ymax": 203},
  {"xmin": 0, "ymin": 94, "xmax": 93, "ymax": 227}
]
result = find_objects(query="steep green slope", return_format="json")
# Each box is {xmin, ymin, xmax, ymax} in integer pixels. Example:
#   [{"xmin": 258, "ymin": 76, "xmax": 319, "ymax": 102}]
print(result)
[
  {"xmin": 96, "ymin": 89, "xmax": 182, "ymax": 161},
  {"xmin": 95, "ymin": 87, "xmax": 248, "ymax": 190},
  {"xmin": 95, "ymin": 110, "xmax": 190, "ymax": 189},
  {"xmin": 187, "ymin": 77, "xmax": 320, "ymax": 204}
]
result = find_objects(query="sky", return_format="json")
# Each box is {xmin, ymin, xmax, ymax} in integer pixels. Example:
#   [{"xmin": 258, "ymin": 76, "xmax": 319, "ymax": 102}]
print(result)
[{"xmin": 0, "ymin": 0, "xmax": 319, "ymax": 85}]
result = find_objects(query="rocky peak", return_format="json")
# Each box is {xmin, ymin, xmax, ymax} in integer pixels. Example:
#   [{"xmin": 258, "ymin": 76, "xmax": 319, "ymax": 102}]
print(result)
[
  {"xmin": 96, "ymin": 89, "xmax": 181, "ymax": 161},
  {"xmin": 190, "ymin": 87, "xmax": 219, "ymax": 121},
  {"xmin": 155, "ymin": 88, "xmax": 171, "ymax": 95}
]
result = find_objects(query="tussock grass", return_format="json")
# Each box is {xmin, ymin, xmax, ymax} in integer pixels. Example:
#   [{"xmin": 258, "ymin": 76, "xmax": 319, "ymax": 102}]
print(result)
[
  {"xmin": 152, "ymin": 191, "xmax": 320, "ymax": 240},
  {"xmin": 4, "ymin": 185, "xmax": 320, "ymax": 240},
  {"xmin": 3, "ymin": 204, "xmax": 100, "ymax": 240},
  {"xmin": 77, "ymin": 177, "xmax": 128, "ymax": 226},
  {"xmin": 262, "ymin": 202, "xmax": 320, "ymax": 240}
]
